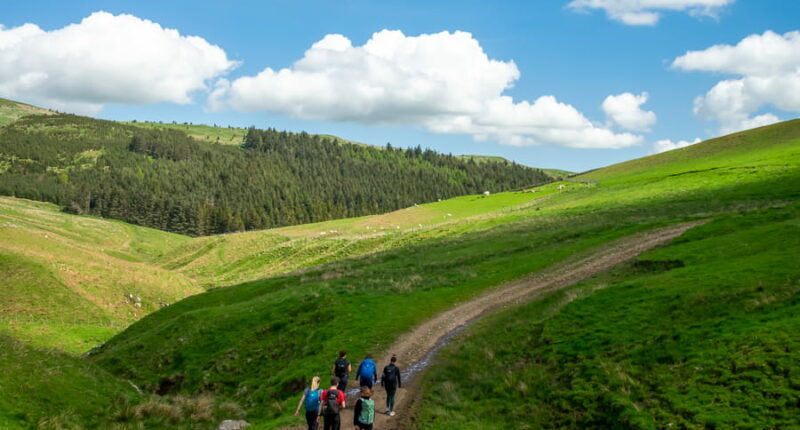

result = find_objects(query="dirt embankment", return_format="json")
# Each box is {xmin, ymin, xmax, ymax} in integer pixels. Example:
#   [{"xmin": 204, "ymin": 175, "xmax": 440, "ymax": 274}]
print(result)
[{"xmin": 286, "ymin": 220, "xmax": 706, "ymax": 430}]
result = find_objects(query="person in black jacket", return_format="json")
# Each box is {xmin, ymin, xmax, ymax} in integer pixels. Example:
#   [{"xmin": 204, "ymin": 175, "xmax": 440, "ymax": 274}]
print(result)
[
  {"xmin": 331, "ymin": 350, "xmax": 351, "ymax": 392},
  {"xmin": 381, "ymin": 355, "xmax": 402, "ymax": 416}
]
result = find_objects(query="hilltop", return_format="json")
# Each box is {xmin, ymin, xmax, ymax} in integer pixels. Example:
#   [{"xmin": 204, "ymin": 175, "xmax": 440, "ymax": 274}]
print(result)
[
  {"xmin": 0, "ymin": 111, "xmax": 550, "ymax": 236},
  {"xmin": 0, "ymin": 98, "xmax": 54, "ymax": 127}
]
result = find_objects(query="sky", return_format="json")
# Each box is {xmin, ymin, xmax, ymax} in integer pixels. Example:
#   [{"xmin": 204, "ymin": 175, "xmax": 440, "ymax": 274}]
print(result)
[{"xmin": 1, "ymin": 0, "xmax": 799, "ymax": 172}]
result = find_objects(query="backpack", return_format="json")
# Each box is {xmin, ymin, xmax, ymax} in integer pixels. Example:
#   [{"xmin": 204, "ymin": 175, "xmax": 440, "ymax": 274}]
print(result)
[
  {"xmin": 323, "ymin": 389, "xmax": 340, "ymax": 416},
  {"xmin": 334, "ymin": 358, "xmax": 348, "ymax": 377},
  {"xmin": 358, "ymin": 398, "xmax": 375, "ymax": 424},
  {"xmin": 304, "ymin": 388, "xmax": 321, "ymax": 412},
  {"xmin": 359, "ymin": 359, "xmax": 375, "ymax": 379},
  {"xmin": 383, "ymin": 365, "xmax": 398, "ymax": 385}
]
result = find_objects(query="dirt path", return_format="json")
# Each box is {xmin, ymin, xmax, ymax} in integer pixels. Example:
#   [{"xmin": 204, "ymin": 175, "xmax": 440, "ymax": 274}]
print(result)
[{"xmin": 286, "ymin": 221, "xmax": 705, "ymax": 430}]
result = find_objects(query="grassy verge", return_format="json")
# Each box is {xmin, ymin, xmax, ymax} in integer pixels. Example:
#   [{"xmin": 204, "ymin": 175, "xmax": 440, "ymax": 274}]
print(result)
[{"xmin": 415, "ymin": 203, "xmax": 800, "ymax": 429}]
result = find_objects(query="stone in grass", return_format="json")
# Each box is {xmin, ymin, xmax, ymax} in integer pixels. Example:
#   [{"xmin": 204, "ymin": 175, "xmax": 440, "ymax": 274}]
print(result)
[{"xmin": 218, "ymin": 420, "xmax": 250, "ymax": 430}]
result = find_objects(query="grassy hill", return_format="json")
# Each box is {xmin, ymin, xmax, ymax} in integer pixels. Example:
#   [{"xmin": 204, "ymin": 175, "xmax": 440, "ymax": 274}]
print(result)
[
  {"xmin": 416, "ymin": 203, "xmax": 800, "ymax": 429},
  {"xmin": 0, "ymin": 98, "xmax": 54, "ymax": 127},
  {"xmin": 414, "ymin": 122, "xmax": 800, "ymax": 428},
  {"xmin": 0, "ymin": 197, "xmax": 199, "ymax": 353},
  {"xmin": 3, "ymin": 99, "xmax": 798, "ymax": 428},
  {"xmin": 0, "ymin": 181, "xmax": 564, "ymax": 352},
  {"xmin": 88, "ymin": 120, "xmax": 800, "ymax": 429}
]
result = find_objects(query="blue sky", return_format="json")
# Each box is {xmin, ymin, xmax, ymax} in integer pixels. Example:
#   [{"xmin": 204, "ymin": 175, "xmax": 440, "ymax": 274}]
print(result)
[{"xmin": 2, "ymin": 1, "xmax": 799, "ymax": 171}]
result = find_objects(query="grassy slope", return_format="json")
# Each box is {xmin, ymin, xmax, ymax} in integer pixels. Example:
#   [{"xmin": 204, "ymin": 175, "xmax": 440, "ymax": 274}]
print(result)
[
  {"xmin": 162, "ymin": 184, "xmax": 562, "ymax": 287},
  {"xmin": 91, "ymin": 121, "xmax": 800, "ymax": 428},
  {"xmin": 417, "ymin": 204, "xmax": 800, "ymax": 429},
  {"xmin": 413, "ymin": 121, "xmax": 800, "ymax": 429},
  {"xmin": 0, "ymin": 177, "xmax": 561, "ymax": 351},
  {"xmin": 0, "ymin": 98, "xmax": 54, "ymax": 127},
  {"xmin": 0, "ymin": 334, "xmax": 138, "ymax": 429},
  {"xmin": 0, "ymin": 197, "xmax": 201, "ymax": 353},
  {"xmin": 541, "ymin": 168, "xmax": 573, "ymax": 179}
]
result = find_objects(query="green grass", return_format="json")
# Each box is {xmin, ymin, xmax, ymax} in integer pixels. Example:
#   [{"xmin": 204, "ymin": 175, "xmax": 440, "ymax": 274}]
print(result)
[
  {"xmin": 416, "ymin": 203, "xmax": 800, "ymax": 429},
  {"xmin": 0, "ymin": 334, "xmax": 138, "ymax": 429},
  {"xmin": 122, "ymin": 121, "xmax": 247, "ymax": 145},
  {"xmin": 89, "ymin": 119, "xmax": 800, "ymax": 429},
  {"xmin": 0, "ymin": 98, "xmax": 53, "ymax": 127},
  {"xmin": 0, "ymin": 197, "xmax": 201, "ymax": 353},
  {"xmin": 3, "ymin": 116, "xmax": 800, "ymax": 428},
  {"xmin": 541, "ymin": 168, "xmax": 574, "ymax": 179}
]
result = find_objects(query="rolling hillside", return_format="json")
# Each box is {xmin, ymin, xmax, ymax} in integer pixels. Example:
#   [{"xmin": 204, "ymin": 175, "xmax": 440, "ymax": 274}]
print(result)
[
  {"xmin": 86, "ymin": 120, "xmax": 800, "ymax": 428},
  {"xmin": 0, "ymin": 98, "xmax": 54, "ymax": 127},
  {"xmin": 0, "ymin": 197, "xmax": 199, "ymax": 353},
  {"xmin": 2, "ymin": 96, "xmax": 798, "ymax": 428},
  {"xmin": 0, "ymin": 182, "xmax": 565, "ymax": 351}
]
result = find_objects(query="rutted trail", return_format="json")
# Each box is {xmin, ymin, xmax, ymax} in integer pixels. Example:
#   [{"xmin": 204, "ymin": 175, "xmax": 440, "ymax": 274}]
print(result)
[{"xmin": 288, "ymin": 221, "xmax": 705, "ymax": 430}]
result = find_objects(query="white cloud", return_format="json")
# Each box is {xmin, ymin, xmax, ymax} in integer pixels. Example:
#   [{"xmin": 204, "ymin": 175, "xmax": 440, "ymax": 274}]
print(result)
[
  {"xmin": 602, "ymin": 92, "xmax": 656, "ymax": 131},
  {"xmin": 567, "ymin": 0, "xmax": 734, "ymax": 26},
  {"xmin": 673, "ymin": 30, "xmax": 799, "ymax": 134},
  {"xmin": 215, "ymin": 30, "xmax": 642, "ymax": 149},
  {"xmin": 653, "ymin": 137, "xmax": 701, "ymax": 153},
  {"xmin": 0, "ymin": 12, "xmax": 236, "ymax": 115}
]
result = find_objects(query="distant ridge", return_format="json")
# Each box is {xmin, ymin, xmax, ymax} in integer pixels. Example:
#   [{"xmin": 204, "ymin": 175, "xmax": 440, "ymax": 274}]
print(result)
[{"xmin": 0, "ymin": 98, "xmax": 54, "ymax": 126}]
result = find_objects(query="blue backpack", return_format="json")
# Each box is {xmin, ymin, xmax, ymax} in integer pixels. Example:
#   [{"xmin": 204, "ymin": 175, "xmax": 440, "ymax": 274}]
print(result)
[
  {"xmin": 359, "ymin": 359, "xmax": 376, "ymax": 379},
  {"xmin": 304, "ymin": 388, "xmax": 322, "ymax": 412}
]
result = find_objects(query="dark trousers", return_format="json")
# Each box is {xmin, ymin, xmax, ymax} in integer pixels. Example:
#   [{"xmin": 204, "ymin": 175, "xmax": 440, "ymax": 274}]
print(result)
[
  {"xmin": 385, "ymin": 384, "xmax": 398, "ymax": 411},
  {"xmin": 336, "ymin": 374, "xmax": 348, "ymax": 391},
  {"xmin": 323, "ymin": 413, "xmax": 340, "ymax": 430},
  {"xmin": 356, "ymin": 424, "xmax": 373, "ymax": 430},
  {"xmin": 359, "ymin": 376, "xmax": 375, "ymax": 388},
  {"xmin": 305, "ymin": 410, "xmax": 319, "ymax": 430}
]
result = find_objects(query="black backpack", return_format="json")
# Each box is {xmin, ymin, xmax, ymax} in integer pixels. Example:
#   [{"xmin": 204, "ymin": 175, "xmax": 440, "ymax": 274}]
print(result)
[
  {"xmin": 383, "ymin": 365, "xmax": 398, "ymax": 385},
  {"xmin": 334, "ymin": 359, "xmax": 348, "ymax": 377},
  {"xmin": 324, "ymin": 389, "xmax": 340, "ymax": 416}
]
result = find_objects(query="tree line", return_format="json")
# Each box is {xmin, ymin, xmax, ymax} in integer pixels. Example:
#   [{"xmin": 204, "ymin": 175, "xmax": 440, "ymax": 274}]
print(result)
[{"xmin": 0, "ymin": 114, "xmax": 551, "ymax": 236}]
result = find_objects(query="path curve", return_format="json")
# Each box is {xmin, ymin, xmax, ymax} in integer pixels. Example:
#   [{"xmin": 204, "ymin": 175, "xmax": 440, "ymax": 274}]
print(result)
[{"xmin": 286, "ymin": 221, "xmax": 705, "ymax": 430}]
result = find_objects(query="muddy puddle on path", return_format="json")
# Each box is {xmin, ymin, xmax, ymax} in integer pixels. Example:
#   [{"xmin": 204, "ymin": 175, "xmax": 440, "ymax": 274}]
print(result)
[{"xmin": 344, "ymin": 320, "xmax": 473, "ymax": 400}]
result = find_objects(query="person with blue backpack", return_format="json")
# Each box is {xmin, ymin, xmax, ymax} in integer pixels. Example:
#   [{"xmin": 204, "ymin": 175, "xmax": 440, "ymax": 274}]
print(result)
[
  {"xmin": 294, "ymin": 375, "xmax": 323, "ymax": 430},
  {"xmin": 353, "ymin": 386, "xmax": 375, "ymax": 430},
  {"xmin": 356, "ymin": 354, "xmax": 378, "ymax": 389}
]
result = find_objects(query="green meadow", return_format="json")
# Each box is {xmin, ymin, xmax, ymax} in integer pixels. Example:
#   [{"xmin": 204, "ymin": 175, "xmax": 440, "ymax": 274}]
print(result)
[
  {"xmin": 91, "ymin": 121, "xmax": 799, "ymax": 428},
  {"xmin": 1, "ymin": 102, "xmax": 799, "ymax": 429},
  {"xmin": 417, "ymin": 204, "xmax": 800, "ymax": 429}
]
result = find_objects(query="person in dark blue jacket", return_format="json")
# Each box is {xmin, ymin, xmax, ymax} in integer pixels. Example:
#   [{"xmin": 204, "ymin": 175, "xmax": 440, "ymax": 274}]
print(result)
[{"xmin": 356, "ymin": 354, "xmax": 378, "ymax": 388}]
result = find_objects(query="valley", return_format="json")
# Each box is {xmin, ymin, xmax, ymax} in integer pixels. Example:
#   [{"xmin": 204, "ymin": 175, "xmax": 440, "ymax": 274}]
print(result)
[{"xmin": 1, "ymin": 102, "xmax": 798, "ymax": 429}]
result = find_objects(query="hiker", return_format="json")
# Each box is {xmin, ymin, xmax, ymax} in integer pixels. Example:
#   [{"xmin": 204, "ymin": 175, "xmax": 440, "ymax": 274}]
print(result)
[
  {"xmin": 321, "ymin": 376, "xmax": 346, "ymax": 430},
  {"xmin": 353, "ymin": 386, "xmax": 375, "ymax": 430},
  {"xmin": 381, "ymin": 355, "xmax": 402, "ymax": 416},
  {"xmin": 294, "ymin": 375, "xmax": 323, "ymax": 430},
  {"xmin": 332, "ymin": 350, "xmax": 352, "ymax": 392},
  {"xmin": 357, "ymin": 354, "xmax": 378, "ymax": 388}
]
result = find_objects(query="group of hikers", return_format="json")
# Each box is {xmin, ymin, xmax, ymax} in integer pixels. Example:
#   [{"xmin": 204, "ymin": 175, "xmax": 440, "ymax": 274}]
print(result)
[{"xmin": 294, "ymin": 351, "xmax": 403, "ymax": 430}]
